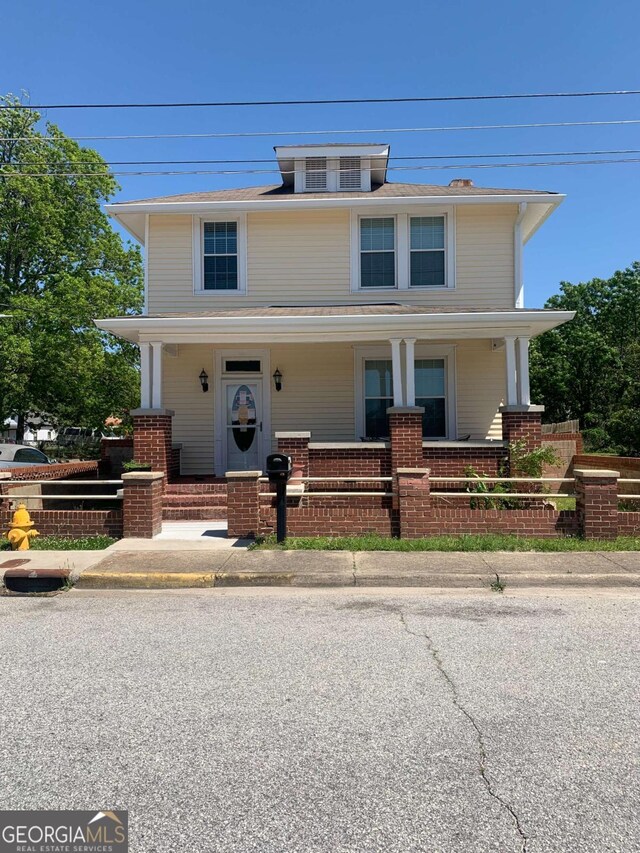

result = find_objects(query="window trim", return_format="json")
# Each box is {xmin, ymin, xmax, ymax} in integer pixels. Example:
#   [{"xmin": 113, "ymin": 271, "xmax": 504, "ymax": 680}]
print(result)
[
  {"xmin": 354, "ymin": 344, "xmax": 457, "ymax": 440},
  {"xmin": 350, "ymin": 206, "xmax": 455, "ymax": 292},
  {"xmin": 192, "ymin": 214, "xmax": 247, "ymax": 295}
]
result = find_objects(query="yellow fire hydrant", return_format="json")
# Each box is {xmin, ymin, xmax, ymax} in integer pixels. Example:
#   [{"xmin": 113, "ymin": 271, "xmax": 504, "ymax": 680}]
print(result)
[{"xmin": 6, "ymin": 503, "xmax": 39, "ymax": 551}]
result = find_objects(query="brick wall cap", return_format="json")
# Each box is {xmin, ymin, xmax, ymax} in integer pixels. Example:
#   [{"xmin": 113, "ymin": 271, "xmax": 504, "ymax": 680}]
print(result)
[
  {"xmin": 396, "ymin": 467, "xmax": 430, "ymax": 475},
  {"xmin": 130, "ymin": 408, "xmax": 175, "ymax": 417},
  {"xmin": 387, "ymin": 406, "xmax": 425, "ymax": 414},
  {"xmin": 275, "ymin": 431, "xmax": 312, "ymax": 439},
  {"xmin": 122, "ymin": 471, "xmax": 166, "ymax": 482},
  {"xmin": 225, "ymin": 470, "xmax": 262, "ymax": 479},
  {"xmin": 422, "ymin": 440, "xmax": 507, "ymax": 448},
  {"xmin": 499, "ymin": 404, "xmax": 545, "ymax": 413},
  {"xmin": 574, "ymin": 468, "xmax": 620, "ymax": 478},
  {"xmin": 309, "ymin": 441, "xmax": 390, "ymax": 450}
]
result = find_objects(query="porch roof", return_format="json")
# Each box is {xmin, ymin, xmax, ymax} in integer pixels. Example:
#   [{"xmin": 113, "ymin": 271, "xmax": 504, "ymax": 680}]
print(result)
[{"xmin": 95, "ymin": 305, "xmax": 574, "ymax": 344}]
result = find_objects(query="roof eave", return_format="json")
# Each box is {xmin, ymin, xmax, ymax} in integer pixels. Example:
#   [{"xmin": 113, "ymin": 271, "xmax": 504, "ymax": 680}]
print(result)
[
  {"xmin": 106, "ymin": 192, "xmax": 565, "ymax": 217},
  {"xmin": 94, "ymin": 309, "xmax": 575, "ymax": 345}
]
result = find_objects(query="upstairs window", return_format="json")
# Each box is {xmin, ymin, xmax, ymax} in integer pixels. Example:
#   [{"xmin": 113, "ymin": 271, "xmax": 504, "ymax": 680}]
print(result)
[
  {"xmin": 339, "ymin": 156, "xmax": 362, "ymax": 190},
  {"xmin": 360, "ymin": 217, "xmax": 396, "ymax": 288},
  {"xmin": 410, "ymin": 216, "xmax": 446, "ymax": 287},
  {"xmin": 304, "ymin": 157, "xmax": 327, "ymax": 190},
  {"xmin": 203, "ymin": 222, "xmax": 238, "ymax": 290}
]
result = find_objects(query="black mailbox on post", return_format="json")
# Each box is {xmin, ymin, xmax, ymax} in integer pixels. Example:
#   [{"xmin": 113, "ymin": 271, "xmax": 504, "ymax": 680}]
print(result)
[
  {"xmin": 265, "ymin": 453, "xmax": 292, "ymax": 482},
  {"xmin": 265, "ymin": 453, "xmax": 292, "ymax": 543}
]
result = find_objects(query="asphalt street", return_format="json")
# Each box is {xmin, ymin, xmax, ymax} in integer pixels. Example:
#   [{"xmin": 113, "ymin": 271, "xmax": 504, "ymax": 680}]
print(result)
[{"xmin": 0, "ymin": 587, "xmax": 638, "ymax": 852}]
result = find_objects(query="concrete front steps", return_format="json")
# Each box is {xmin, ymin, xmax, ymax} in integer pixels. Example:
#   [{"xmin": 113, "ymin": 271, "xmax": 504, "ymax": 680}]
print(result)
[{"xmin": 163, "ymin": 480, "xmax": 227, "ymax": 521}]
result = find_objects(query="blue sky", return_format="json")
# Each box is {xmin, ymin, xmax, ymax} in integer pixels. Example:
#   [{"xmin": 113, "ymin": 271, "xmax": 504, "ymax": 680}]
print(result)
[{"xmin": 2, "ymin": 0, "xmax": 639, "ymax": 307}]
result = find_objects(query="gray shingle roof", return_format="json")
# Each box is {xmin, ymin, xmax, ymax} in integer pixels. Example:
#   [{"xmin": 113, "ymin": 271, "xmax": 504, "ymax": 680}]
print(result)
[
  {"xmin": 113, "ymin": 181, "xmax": 557, "ymax": 206},
  {"xmin": 142, "ymin": 304, "xmax": 556, "ymax": 319}
]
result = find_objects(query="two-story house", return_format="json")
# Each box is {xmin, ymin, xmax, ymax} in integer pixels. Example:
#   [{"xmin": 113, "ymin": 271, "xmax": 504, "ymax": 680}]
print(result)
[{"xmin": 95, "ymin": 143, "xmax": 573, "ymax": 482}]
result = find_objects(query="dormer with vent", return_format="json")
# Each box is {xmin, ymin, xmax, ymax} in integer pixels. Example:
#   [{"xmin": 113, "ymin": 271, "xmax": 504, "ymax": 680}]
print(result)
[{"xmin": 275, "ymin": 144, "xmax": 390, "ymax": 193}]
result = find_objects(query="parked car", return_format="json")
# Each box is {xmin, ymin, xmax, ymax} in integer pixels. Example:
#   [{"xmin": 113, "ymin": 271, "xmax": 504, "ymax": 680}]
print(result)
[{"xmin": 0, "ymin": 443, "xmax": 53, "ymax": 469}]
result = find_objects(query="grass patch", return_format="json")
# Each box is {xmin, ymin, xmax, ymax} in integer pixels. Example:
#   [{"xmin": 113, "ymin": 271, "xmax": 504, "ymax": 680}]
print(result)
[
  {"xmin": 0, "ymin": 535, "xmax": 116, "ymax": 551},
  {"xmin": 252, "ymin": 532, "xmax": 640, "ymax": 552}
]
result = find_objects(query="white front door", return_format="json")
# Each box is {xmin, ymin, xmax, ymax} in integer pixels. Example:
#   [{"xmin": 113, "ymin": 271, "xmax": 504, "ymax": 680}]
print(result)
[{"xmin": 224, "ymin": 381, "xmax": 261, "ymax": 471}]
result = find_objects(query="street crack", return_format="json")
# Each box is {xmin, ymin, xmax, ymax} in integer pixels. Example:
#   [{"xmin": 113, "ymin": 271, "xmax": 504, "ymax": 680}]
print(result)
[{"xmin": 398, "ymin": 611, "xmax": 529, "ymax": 852}]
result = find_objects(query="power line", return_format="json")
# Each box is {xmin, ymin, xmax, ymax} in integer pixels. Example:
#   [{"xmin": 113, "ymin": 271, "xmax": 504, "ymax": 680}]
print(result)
[
  {"xmin": 7, "ymin": 148, "xmax": 640, "ymax": 168},
  {"xmin": 4, "ymin": 89, "xmax": 640, "ymax": 110},
  {"xmin": 2, "ymin": 118, "xmax": 640, "ymax": 143},
  {"xmin": 4, "ymin": 157, "xmax": 640, "ymax": 178}
]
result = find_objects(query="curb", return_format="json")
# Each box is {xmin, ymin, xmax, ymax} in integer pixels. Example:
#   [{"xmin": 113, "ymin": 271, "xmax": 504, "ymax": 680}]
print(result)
[{"xmin": 74, "ymin": 570, "xmax": 640, "ymax": 590}]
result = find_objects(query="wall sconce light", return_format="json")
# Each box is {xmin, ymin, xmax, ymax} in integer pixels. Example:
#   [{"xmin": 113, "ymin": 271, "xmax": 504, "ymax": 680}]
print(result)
[
  {"xmin": 199, "ymin": 369, "xmax": 209, "ymax": 392},
  {"xmin": 272, "ymin": 368, "xmax": 283, "ymax": 392}
]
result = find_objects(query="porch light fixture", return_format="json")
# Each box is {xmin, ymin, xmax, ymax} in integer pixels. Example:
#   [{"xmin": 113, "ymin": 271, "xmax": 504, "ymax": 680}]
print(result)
[
  {"xmin": 199, "ymin": 369, "xmax": 209, "ymax": 393},
  {"xmin": 272, "ymin": 368, "xmax": 283, "ymax": 392}
]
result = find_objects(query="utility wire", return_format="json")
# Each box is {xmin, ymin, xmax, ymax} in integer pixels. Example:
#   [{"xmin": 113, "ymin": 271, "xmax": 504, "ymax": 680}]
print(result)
[
  {"xmin": 7, "ymin": 148, "xmax": 640, "ymax": 168},
  {"xmin": 4, "ymin": 157, "xmax": 640, "ymax": 178},
  {"xmin": 4, "ymin": 89, "xmax": 640, "ymax": 109},
  {"xmin": 2, "ymin": 117, "xmax": 640, "ymax": 143}
]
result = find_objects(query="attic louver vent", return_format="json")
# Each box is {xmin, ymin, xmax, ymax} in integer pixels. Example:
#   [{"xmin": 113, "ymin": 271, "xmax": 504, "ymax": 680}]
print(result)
[
  {"xmin": 305, "ymin": 157, "xmax": 327, "ymax": 190},
  {"xmin": 339, "ymin": 156, "xmax": 362, "ymax": 190}
]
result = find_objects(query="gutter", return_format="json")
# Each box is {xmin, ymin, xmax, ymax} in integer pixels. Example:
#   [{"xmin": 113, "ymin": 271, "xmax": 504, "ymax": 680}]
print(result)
[{"xmin": 514, "ymin": 202, "xmax": 527, "ymax": 308}]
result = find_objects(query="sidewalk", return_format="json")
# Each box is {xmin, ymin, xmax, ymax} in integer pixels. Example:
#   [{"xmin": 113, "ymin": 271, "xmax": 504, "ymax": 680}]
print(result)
[{"xmin": 73, "ymin": 547, "xmax": 640, "ymax": 590}]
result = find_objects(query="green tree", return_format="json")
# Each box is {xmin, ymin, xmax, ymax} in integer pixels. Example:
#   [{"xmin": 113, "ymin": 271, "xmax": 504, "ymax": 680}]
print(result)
[
  {"xmin": 530, "ymin": 262, "xmax": 640, "ymax": 455},
  {"xmin": 0, "ymin": 93, "xmax": 142, "ymax": 440}
]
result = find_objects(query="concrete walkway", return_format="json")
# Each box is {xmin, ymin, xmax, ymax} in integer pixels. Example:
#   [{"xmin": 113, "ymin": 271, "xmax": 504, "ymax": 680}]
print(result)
[{"xmin": 72, "ymin": 548, "xmax": 640, "ymax": 590}]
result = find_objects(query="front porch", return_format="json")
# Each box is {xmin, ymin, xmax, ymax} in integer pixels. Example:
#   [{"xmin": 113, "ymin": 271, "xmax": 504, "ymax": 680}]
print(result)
[{"xmin": 94, "ymin": 305, "xmax": 573, "ymax": 481}]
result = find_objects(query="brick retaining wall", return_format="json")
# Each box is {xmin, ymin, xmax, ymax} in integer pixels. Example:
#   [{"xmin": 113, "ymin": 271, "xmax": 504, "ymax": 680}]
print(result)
[
  {"xmin": 0, "ymin": 461, "xmax": 98, "ymax": 481},
  {"xmin": 422, "ymin": 446, "xmax": 506, "ymax": 476},
  {"xmin": 0, "ymin": 508, "xmax": 122, "ymax": 537}
]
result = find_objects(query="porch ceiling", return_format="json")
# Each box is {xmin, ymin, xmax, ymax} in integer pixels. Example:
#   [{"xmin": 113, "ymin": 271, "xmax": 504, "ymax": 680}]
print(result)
[{"xmin": 94, "ymin": 306, "xmax": 574, "ymax": 345}]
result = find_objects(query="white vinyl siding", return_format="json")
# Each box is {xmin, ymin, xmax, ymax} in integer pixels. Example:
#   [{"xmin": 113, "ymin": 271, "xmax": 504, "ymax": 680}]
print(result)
[{"xmin": 146, "ymin": 204, "xmax": 517, "ymax": 313}]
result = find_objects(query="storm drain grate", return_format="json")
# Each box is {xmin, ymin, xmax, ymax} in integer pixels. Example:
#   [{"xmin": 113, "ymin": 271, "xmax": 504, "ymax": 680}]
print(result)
[{"xmin": 3, "ymin": 569, "xmax": 68, "ymax": 594}]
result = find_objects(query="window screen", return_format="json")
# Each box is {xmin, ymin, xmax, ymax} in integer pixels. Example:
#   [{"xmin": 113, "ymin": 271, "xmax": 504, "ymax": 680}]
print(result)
[
  {"xmin": 360, "ymin": 218, "xmax": 395, "ymax": 288},
  {"xmin": 203, "ymin": 221, "xmax": 238, "ymax": 290}
]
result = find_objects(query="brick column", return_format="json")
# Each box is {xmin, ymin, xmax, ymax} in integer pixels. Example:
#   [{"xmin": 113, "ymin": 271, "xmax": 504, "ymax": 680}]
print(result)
[
  {"xmin": 122, "ymin": 471, "xmax": 165, "ymax": 538},
  {"xmin": 388, "ymin": 407, "xmax": 424, "ymax": 472},
  {"xmin": 500, "ymin": 404, "xmax": 544, "ymax": 477},
  {"xmin": 397, "ymin": 468, "xmax": 431, "ymax": 539},
  {"xmin": 226, "ymin": 470, "xmax": 261, "ymax": 538},
  {"xmin": 500, "ymin": 404, "xmax": 544, "ymax": 453},
  {"xmin": 574, "ymin": 468, "xmax": 619, "ymax": 540},
  {"xmin": 276, "ymin": 431, "xmax": 310, "ymax": 480},
  {"xmin": 131, "ymin": 408, "xmax": 174, "ymax": 477}
]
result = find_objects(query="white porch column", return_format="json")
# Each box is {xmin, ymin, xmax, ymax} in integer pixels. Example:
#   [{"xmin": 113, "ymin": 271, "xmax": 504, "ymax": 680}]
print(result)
[
  {"xmin": 517, "ymin": 336, "xmax": 531, "ymax": 405},
  {"xmin": 504, "ymin": 335, "xmax": 518, "ymax": 405},
  {"xmin": 151, "ymin": 341, "xmax": 163, "ymax": 409},
  {"xmin": 390, "ymin": 338, "xmax": 404, "ymax": 406},
  {"xmin": 404, "ymin": 338, "xmax": 416, "ymax": 406},
  {"xmin": 139, "ymin": 342, "xmax": 151, "ymax": 409}
]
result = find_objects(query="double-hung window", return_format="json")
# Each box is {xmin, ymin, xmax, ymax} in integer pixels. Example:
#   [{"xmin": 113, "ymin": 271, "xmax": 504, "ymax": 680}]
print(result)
[
  {"xmin": 203, "ymin": 221, "xmax": 238, "ymax": 290},
  {"xmin": 415, "ymin": 358, "xmax": 447, "ymax": 437},
  {"xmin": 364, "ymin": 359, "xmax": 394, "ymax": 438},
  {"xmin": 195, "ymin": 215, "xmax": 246, "ymax": 293},
  {"xmin": 354, "ymin": 210, "xmax": 452, "ymax": 291},
  {"xmin": 361, "ymin": 353, "xmax": 451, "ymax": 439},
  {"xmin": 410, "ymin": 216, "xmax": 446, "ymax": 287},
  {"xmin": 360, "ymin": 217, "xmax": 396, "ymax": 288}
]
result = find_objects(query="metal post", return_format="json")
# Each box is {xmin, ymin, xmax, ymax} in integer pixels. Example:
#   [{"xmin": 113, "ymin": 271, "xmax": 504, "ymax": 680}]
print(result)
[{"xmin": 275, "ymin": 480, "xmax": 287, "ymax": 544}]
